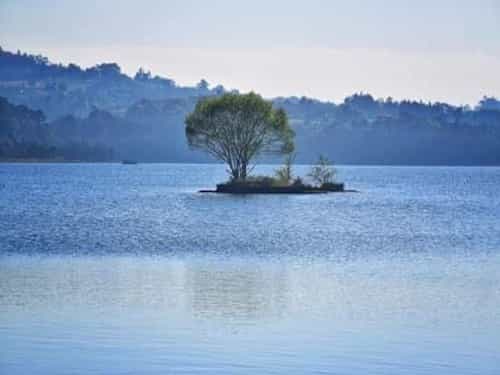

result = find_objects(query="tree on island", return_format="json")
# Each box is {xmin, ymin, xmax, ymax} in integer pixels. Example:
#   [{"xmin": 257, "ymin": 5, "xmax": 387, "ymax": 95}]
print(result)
[
  {"xmin": 185, "ymin": 93, "xmax": 294, "ymax": 180},
  {"xmin": 308, "ymin": 155, "xmax": 336, "ymax": 186},
  {"xmin": 275, "ymin": 152, "xmax": 296, "ymax": 185}
]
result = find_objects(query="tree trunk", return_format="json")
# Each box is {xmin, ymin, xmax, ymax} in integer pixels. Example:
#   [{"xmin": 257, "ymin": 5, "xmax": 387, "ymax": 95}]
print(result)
[
  {"xmin": 231, "ymin": 168, "xmax": 239, "ymax": 181},
  {"xmin": 240, "ymin": 162, "xmax": 247, "ymax": 180}
]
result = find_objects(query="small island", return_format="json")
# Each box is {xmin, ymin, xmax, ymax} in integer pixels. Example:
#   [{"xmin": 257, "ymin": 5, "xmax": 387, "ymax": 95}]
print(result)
[
  {"xmin": 211, "ymin": 180, "xmax": 345, "ymax": 194},
  {"xmin": 186, "ymin": 93, "xmax": 352, "ymax": 194}
]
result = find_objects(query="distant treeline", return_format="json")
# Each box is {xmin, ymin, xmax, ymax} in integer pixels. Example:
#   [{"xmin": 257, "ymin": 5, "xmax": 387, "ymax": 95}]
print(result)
[
  {"xmin": 1, "ymin": 47, "xmax": 499, "ymax": 164},
  {"xmin": 0, "ymin": 97, "xmax": 113, "ymax": 161}
]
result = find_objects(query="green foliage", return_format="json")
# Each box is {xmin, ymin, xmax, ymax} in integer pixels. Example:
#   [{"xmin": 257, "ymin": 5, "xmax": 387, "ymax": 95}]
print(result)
[
  {"xmin": 274, "ymin": 153, "xmax": 295, "ymax": 185},
  {"xmin": 308, "ymin": 155, "xmax": 336, "ymax": 186},
  {"xmin": 221, "ymin": 173, "xmax": 309, "ymax": 189},
  {"xmin": 186, "ymin": 92, "xmax": 295, "ymax": 180},
  {"xmin": 237, "ymin": 175, "xmax": 277, "ymax": 187},
  {"xmin": 292, "ymin": 176, "xmax": 304, "ymax": 186}
]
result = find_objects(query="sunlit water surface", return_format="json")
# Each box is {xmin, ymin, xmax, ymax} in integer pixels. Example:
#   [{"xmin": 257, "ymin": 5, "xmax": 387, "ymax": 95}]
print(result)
[{"xmin": 1, "ymin": 164, "xmax": 499, "ymax": 374}]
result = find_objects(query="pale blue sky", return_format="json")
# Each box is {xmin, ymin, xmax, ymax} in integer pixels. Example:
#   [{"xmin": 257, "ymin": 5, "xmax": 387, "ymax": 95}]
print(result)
[{"xmin": 1, "ymin": 0, "xmax": 499, "ymax": 104}]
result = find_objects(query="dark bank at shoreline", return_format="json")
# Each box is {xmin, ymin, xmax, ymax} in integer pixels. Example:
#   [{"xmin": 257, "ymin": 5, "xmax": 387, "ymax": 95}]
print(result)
[
  {"xmin": 2, "ymin": 160, "xmax": 500, "ymax": 167},
  {"xmin": 199, "ymin": 180, "xmax": 358, "ymax": 194}
]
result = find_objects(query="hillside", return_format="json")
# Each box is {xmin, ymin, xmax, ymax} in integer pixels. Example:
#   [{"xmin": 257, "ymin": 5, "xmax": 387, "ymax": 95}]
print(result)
[
  {"xmin": 0, "ymin": 47, "xmax": 225, "ymax": 120},
  {"xmin": 1, "ymin": 47, "xmax": 500, "ymax": 164}
]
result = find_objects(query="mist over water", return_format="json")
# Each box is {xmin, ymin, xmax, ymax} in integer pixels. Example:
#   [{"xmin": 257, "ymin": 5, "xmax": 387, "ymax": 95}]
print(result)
[{"xmin": 1, "ymin": 164, "xmax": 499, "ymax": 374}]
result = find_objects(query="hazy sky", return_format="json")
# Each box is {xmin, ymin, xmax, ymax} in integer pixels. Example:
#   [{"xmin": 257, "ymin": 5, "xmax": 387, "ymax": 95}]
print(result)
[{"xmin": 1, "ymin": 0, "xmax": 499, "ymax": 104}]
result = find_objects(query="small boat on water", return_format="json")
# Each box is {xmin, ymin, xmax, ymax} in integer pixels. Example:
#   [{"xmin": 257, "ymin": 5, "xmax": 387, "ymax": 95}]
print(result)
[{"xmin": 121, "ymin": 160, "xmax": 138, "ymax": 165}]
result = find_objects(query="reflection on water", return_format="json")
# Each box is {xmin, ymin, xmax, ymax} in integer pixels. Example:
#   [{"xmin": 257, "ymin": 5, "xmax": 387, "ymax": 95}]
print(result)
[
  {"xmin": 187, "ymin": 261, "xmax": 289, "ymax": 321},
  {"xmin": 0, "ymin": 257, "xmax": 291, "ymax": 320},
  {"xmin": 1, "ymin": 254, "xmax": 500, "ymax": 374},
  {"xmin": 1, "ymin": 164, "xmax": 500, "ymax": 374}
]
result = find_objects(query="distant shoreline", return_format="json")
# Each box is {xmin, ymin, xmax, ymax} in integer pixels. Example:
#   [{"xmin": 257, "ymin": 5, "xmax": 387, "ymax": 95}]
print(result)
[
  {"xmin": 0, "ymin": 159, "xmax": 113, "ymax": 163},
  {"xmin": 1, "ymin": 160, "xmax": 500, "ymax": 167}
]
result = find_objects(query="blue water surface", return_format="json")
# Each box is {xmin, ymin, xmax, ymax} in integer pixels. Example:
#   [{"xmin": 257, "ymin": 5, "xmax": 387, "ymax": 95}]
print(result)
[{"xmin": 1, "ymin": 163, "xmax": 499, "ymax": 374}]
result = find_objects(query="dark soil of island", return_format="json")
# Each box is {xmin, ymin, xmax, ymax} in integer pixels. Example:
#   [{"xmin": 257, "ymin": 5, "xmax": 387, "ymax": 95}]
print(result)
[{"xmin": 200, "ymin": 182, "xmax": 358, "ymax": 194}]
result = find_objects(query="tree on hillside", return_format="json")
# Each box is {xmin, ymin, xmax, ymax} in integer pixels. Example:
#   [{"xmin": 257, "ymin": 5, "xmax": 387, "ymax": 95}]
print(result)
[
  {"xmin": 185, "ymin": 93, "xmax": 294, "ymax": 180},
  {"xmin": 196, "ymin": 79, "xmax": 209, "ymax": 91},
  {"xmin": 477, "ymin": 96, "xmax": 500, "ymax": 112}
]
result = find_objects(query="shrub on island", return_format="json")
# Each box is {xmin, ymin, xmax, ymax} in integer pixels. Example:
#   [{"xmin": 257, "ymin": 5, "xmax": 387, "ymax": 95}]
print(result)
[{"xmin": 214, "ymin": 156, "xmax": 344, "ymax": 194}]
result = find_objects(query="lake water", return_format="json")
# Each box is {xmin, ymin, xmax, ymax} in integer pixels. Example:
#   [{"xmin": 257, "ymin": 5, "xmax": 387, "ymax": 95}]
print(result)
[{"xmin": 1, "ymin": 163, "xmax": 499, "ymax": 374}]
